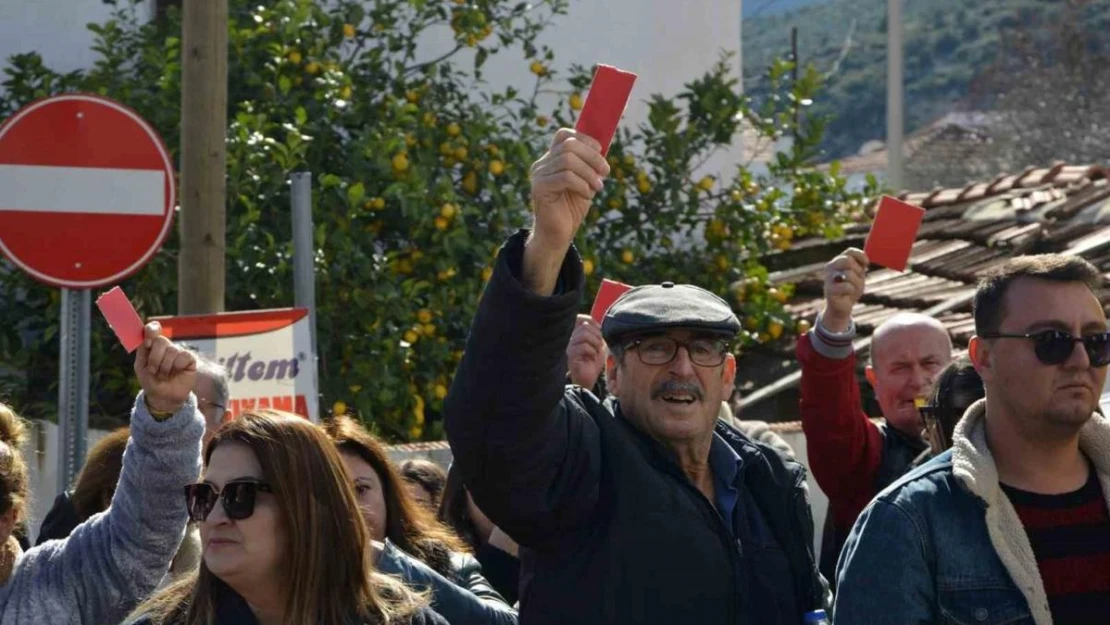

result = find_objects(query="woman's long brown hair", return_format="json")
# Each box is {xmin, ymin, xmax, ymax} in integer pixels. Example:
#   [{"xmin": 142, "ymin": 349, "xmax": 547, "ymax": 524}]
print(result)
[
  {"xmin": 324, "ymin": 416, "xmax": 468, "ymax": 580},
  {"xmin": 126, "ymin": 410, "xmax": 424, "ymax": 625},
  {"xmin": 71, "ymin": 427, "xmax": 130, "ymax": 521}
]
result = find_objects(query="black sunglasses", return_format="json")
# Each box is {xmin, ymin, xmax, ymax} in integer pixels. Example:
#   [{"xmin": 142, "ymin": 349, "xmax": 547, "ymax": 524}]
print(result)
[
  {"xmin": 981, "ymin": 330, "xmax": 1110, "ymax": 367},
  {"xmin": 184, "ymin": 480, "xmax": 273, "ymax": 522}
]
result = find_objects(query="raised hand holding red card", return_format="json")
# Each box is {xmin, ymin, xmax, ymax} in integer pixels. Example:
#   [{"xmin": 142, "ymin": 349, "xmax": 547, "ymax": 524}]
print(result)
[
  {"xmin": 863, "ymin": 196, "xmax": 926, "ymax": 271},
  {"xmin": 591, "ymin": 278, "xmax": 634, "ymax": 324},
  {"xmin": 575, "ymin": 64, "xmax": 638, "ymax": 156},
  {"xmin": 96, "ymin": 286, "xmax": 145, "ymax": 353}
]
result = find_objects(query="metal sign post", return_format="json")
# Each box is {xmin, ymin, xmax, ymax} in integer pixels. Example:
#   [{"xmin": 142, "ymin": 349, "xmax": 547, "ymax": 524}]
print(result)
[
  {"xmin": 291, "ymin": 172, "xmax": 320, "ymax": 421},
  {"xmin": 56, "ymin": 288, "xmax": 91, "ymax": 492}
]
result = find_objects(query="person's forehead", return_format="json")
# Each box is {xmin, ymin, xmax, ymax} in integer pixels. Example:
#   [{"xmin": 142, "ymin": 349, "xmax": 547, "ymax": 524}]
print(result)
[
  {"xmin": 340, "ymin": 450, "xmax": 380, "ymax": 481},
  {"xmin": 193, "ymin": 374, "xmax": 216, "ymax": 396},
  {"xmin": 205, "ymin": 441, "xmax": 263, "ymax": 484},
  {"xmin": 1000, "ymin": 278, "xmax": 1107, "ymax": 330},
  {"xmin": 874, "ymin": 326, "xmax": 951, "ymax": 363}
]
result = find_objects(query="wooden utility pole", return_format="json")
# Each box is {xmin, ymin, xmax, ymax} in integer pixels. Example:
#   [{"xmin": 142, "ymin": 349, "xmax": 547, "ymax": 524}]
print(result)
[
  {"xmin": 886, "ymin": 0, "xmax": 905, "ymax": 191},
  {"xmin": 179, "ymin": 0, "xmax": 228, "ymax": 314}
]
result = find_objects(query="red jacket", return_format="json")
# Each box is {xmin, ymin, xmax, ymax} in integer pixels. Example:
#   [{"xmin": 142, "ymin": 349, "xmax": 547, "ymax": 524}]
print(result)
[{"xmin": 796, "ymin": 333, "xmax": 884, "ymax": 532}]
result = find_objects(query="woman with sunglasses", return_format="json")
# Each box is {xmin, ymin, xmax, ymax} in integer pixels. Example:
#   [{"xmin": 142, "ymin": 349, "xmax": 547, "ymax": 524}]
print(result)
[
  {"xmin": 126, "ymin": 411, "xmax": 447, "ymax": 625},
  {"xmin": 1, "ymin": 323, "xmax": 205, "ymax": 625},
  {"xmin": 325, "ymin": 416, "xmax": 518, "ymax": 625}
]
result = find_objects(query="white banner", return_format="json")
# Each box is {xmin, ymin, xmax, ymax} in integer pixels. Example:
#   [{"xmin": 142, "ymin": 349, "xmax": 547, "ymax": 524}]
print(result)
[{"xmin": 154, "ymin": 308, "xmax": 319, "ymax": 422}]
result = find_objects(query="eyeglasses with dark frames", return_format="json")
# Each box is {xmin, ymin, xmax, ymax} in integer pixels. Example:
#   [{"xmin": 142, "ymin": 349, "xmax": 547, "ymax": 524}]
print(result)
[
  {"xmin": 622, "ymin": 336, "xmax": 732, "ymax": 367},
  {"xmin": 184, "ymin": 479, "xmax": 273, "ymax": 522},
  {"xmin": 980, "ymin": 330, "xmax": 1110, "ymax": 368}
]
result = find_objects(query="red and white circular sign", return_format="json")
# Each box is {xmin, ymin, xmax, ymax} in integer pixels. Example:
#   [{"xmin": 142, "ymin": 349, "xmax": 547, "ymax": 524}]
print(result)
[{"xmin": 0, "ymin": 93, "xmax": 175, "ymax": 289}]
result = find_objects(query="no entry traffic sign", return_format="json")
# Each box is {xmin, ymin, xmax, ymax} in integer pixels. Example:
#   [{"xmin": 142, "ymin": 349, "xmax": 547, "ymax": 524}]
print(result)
[{"xmin": 0, "ymin": 93, "xmax": 175, "ymax": 289}]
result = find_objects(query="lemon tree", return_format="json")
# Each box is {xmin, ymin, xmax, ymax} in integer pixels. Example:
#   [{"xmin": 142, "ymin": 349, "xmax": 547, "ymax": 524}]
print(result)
[
  {"xmin": 0, "ymin": 0, "xmax": 873, "ymax": 440},
  {"xmin": 556, "ymin": 57, "xmax": 877, "ymax": 353}
]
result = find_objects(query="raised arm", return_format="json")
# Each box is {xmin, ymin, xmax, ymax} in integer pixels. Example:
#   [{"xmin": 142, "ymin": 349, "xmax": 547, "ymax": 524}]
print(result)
[
  {"xmin": 7, "ymin": 323, "xmax": 205, "ymax": 625},
  {"xmin": 444, "ymin": 129, "xmax": 611, "ymax": 547},
  {"xmin": 797, "ymin": 249, "xmax": 884, "ymax": 526}
]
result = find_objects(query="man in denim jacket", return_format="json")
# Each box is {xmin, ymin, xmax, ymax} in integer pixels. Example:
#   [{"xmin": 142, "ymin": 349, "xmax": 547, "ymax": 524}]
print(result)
[{"xmin": 835, "ymin": 255, "xmax": 1110, "ymax": 625}]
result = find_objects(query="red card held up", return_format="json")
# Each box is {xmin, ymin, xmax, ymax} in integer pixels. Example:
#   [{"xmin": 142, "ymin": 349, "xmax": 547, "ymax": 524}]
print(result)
[
  {"xmin": 591, "ymin": 278, "xmax": 634, "ymax": 324},
  {"xmin": 575, "ymin": 64, "xmax": 638, "ymax": 156},
  {"xmin": 96, "ymin": 287, "xmax": 145, "ymax": 353},
  {"xmin": 863, "ymin": 196, "xmax": 926, "ymax": 272}
]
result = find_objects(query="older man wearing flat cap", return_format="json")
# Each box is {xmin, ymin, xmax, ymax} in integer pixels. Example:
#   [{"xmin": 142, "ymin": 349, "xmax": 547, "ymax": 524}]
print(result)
[{"xmin": 444, "ymin": 128, "xmax": 828, "ymax": 625}]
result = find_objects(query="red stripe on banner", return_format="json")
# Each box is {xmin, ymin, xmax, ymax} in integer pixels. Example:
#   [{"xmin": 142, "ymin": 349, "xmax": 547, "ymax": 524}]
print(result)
[{"xmin": 154, "ymin": 308, "xmax": 309, "ymax": 340}]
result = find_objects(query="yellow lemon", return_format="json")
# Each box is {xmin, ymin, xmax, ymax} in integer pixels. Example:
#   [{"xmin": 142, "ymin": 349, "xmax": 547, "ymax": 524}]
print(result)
[
  {"xmin": 305, "ymin": 61, "xmax": 321, "ymax": 75},
  {"xmin": 440, "ymin": 203, "xmax": 457, "ymax": 219},
  {"xmin": 569, "ymin": 92, "xmax": 584, "ymax": 111},
  {"xmin": 392, "ymin": 153, "xmax": 410, "ymax": 172},
  {"xmin": 582, "ymin": 259, "xmax": 595, "ymax": 276},
  {"xmin": 332, "ymin": 400, "xmax": 347, "ymax": 415},
  {"xmin": 434, "ymin": 216, "xmax": 450, "ymax": 231},
  {"xmin": 423, "ymin": 323, "xmax": 436, "ymax": 336},
  {"xmin": 404, "ymin": 330, "xmax": 419, "ymax": 344},
  {"xmin": 489, "ymin": 160, "xmax": 505, "ymax": 176},
  {"xmin": 530, "ymin": 61, "xmax": 546, "ymax": 76},
  {"xmin": 715, "ymin": 255, "xmax": 729, "ymax": 271},
  {"xmin": 768, "ymin": 287, "xmax": 788, "ymax": 304},
  {"xmin": 461, "ymin": 171, "xmax": 478, "ymax": 194},
  {"xmin": 744, "ymin": 316, "xmax": 761, "ymax": 331},
  {"xmin": 455, "ymin": 146, "xmax": 468, "ymax": 160},
  {"xmin": 697, "ymin": 176, "xmax": 715, "ymax": 192},
  {"xmin": 536, "ymin": 115, "xmax": 549, "ymax": 127},
  {"xmin": 372, "ymin": 197, "xmax": 385, "ymax": 210},
  {"xmin": 287, "ymin": 50, "xmax": 302, "ymax": 64},
  {"xmin": 447, "ymin": 122, "xmax": 462, "ymax": 137},
  {"xmin": 768, "ymin": 319, "xmax": 784, "ymax": 340},
  {"xmin": 417, "ymin": 309, "xmax": 433, "ymax": 324},
  {"xmin": 796, "ymin": 319, "xmax": 812, "ymax": 335},
  {"xmin": 637, "ymin": 178, "xmax": 652, "ymax": 194},
  {"xmin": 405, "ymin": 89, "xmax": 420, "ymax": 103},
  {"xmin": 482, "ymin": 266, "xmax": 493, "ymax": 281},
  {"xmin": 434, "ymin": 384, "xmax": 449, "ymax": 400},
  {"xmin": 404, "ymin": 133, "xmax": 417, "ymax": 147},
  {"xmin": 339, "ymin": 85, "xmax": 352, "ymax": 100},
  {"xmin": 621, "ymin": 249, "xmax": 634, "ymax": 264},
  {"xmin": 343, "ymin": 23, "xmax": 356, "ymax": 38}
]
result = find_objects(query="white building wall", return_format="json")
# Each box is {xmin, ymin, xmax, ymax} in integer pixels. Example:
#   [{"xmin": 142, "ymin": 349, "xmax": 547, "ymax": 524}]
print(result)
[{"xmin": 0, "ymin": 1, "xmax": 154, "ymax": 79}]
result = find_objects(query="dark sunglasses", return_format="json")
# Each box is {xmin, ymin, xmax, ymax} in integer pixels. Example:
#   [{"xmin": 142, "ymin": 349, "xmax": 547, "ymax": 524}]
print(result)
[
  {"xmin": 184, "ymin": 480, "xmax": 273, "ymax": 522},
  {"xmin": 981, "ymin": 330, "xmax": 1110, "ymax": 367}
]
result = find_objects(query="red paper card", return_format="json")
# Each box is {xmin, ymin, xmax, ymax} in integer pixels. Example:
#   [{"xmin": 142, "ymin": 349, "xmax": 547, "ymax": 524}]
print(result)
[
  {"xmin": 863, "ymin": 196, "xmax": 926, "ymax": 271},
  {"xmin": 575, "ymin": 64, "xmax": 638, "ymax": 156},
  {"xmin": 96, "ymin": 287, "xmax": 145, "ymax": 353},
  {"xmin": 591, "ymin": 278, "xmax": 634, "ymax": 324}
]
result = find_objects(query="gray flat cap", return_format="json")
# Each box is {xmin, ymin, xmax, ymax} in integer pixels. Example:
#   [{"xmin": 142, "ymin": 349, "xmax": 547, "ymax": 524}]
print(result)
[{"xmin": 601, "ymin": 281, "xmax": 741, "ymax": 343}]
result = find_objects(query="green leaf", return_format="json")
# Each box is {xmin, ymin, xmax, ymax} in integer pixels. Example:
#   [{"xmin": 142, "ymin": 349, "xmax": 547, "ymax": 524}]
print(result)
[
  {"xmin": 278, "ymin": 75, "xmax": 291, "ymax": 94},
  {"xmin": 347, "ymin": 182, "xmax": 366, "ymax": 205}
]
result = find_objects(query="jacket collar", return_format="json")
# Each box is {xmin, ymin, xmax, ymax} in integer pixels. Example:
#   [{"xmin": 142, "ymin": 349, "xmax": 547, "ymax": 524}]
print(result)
[{"xmin": 951, "ymin": 398, "xmax": 1110, "ymax": 625}]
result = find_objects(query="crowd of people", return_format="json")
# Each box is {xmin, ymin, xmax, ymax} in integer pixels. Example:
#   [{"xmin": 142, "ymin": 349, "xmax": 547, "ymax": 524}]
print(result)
[{"xmin": 0, "ymin": 128, "xmax": 1107, "ymax": 624}]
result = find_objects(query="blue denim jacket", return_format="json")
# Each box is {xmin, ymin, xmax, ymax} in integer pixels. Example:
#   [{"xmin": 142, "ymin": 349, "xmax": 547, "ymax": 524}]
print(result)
[{"xmin": 833, "ymin": 400, "xmax": 1110, "ymax": 625}]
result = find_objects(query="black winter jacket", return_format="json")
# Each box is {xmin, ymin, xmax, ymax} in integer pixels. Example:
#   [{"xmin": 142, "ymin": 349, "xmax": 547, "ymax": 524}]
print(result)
[{"xmin": 444, "ymin": 232, "xmax": 828, "ymax": 625}]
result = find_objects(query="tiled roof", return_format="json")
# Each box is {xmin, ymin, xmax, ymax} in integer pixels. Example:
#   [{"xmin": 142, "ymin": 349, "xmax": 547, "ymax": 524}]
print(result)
[
  {"xmin": 737, "ymin": 164, "xmax": 1110, "ymax": 418},
  {"xmin": 828, "ymin": 112, "xmax": 998, "ymax": 177}
]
